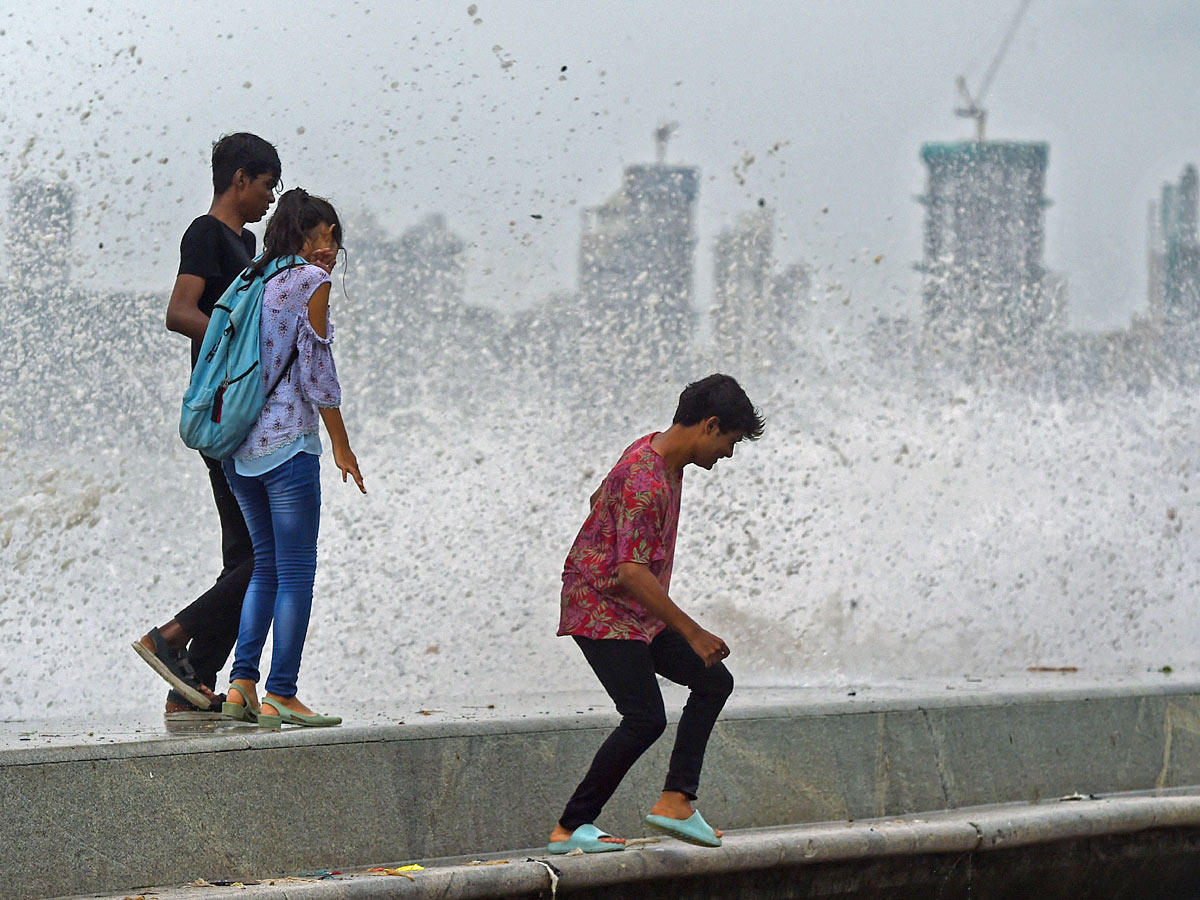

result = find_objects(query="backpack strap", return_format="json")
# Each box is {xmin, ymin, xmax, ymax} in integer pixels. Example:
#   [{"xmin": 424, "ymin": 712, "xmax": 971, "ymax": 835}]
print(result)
[
  {"xmin": 265, "ymin": 262, "xmax": 308, "ymax": 284},
  {"xmin": 264, "ymin": 346, "xmax": 300, "ymax": 401},
  {"xmin": 259, "ymin": 261, "xmax": 311, "ymax": 398},
  {"xmin": 231, "ymin": 258, "xmax": 308, "ymax": 295},
  {"xmin": 211, "ymin": 263, "xmax": 308, "ymax": 338}
]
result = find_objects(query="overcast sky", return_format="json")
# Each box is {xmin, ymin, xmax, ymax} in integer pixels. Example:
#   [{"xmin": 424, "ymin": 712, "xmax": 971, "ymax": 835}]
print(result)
[{"xmin": 3, "ymin": 0, "xmax": 1199, "ymax": 330}]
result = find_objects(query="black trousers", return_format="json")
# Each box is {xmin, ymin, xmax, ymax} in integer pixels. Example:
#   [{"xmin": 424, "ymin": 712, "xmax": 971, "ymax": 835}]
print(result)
[
  {"xmin": 173, "ymin": 452, "xmax": 254, "ymax": 690},
  {"xmin": 558, "ymin": 628, "xmax": 734, "ymax": 831}
]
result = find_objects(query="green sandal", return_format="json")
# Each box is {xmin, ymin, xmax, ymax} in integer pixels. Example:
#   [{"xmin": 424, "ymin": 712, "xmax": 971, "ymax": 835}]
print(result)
[
  {"xmin": 221, "ymin": 683, "xmax": 260, "ymax": 722},
  {"xmin": 258, "ymin": 698, "xmax": 341, "ymax": 730}
]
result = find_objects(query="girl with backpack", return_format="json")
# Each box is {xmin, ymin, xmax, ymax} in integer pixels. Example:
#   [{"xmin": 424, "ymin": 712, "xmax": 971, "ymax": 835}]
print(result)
[{"xmin": 219, "ymin": 188, "xmax": 365, "ymax": 729}]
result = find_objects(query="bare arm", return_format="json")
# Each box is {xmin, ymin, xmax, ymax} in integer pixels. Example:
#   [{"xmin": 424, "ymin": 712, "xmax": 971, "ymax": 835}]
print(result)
[
  {"xmin": 164, "ymin": 274, "xmax": 210, "ymax": 341},
  {"xmin": 308, "ymin": 281, "xmax": 365, "ymax": 494},
  {"xmin": 318, "ymin": 406, "xmax": 365, "ymax": 494},
  {"xmin": 616, "ymin": 562, "xmax": 729, "ymax": 666},
  {"xmin": 307, "ymin": 282, "xmax": 332, "ymax": 337}
]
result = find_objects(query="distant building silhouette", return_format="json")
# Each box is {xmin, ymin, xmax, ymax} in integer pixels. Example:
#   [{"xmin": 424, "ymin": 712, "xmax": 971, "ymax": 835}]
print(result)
[
  {"xmin": 578, "ymin": 161, "xmax": 700, "ymax": 368},
  {"xmin": 351, "ymin": 212, "xmax": 466, "ymax": 341},
  {"xmin": 1149, "ymin": 164, "xmax": 1200, "ymax": 326},
  {"xmin": 7, "ymin": 179, "xmax": 74, "ymax": 294},
  {"xmin": 711, "ymin": 207, "xmax": 809, "ymax": 366},
  {"xmin": 336, "ymin": 210, "xmax": 490, "ymax": 408},
  {"xmin": 916, "ymin": 141, "xmax": 1063, "ymax": 365},
  {"xmin": 398, "ymin": 213, "xmax": 467, "ymax": 309}
]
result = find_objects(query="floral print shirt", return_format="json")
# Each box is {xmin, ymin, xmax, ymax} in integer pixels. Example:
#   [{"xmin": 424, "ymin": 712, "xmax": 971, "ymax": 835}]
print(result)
[
  {"xmin": 233, "ymin": 263, "xmax": 340, "ymax": 462},
  {"xmin": 559, "ymin": 434, "xmax": 682, "ymax": 642}
]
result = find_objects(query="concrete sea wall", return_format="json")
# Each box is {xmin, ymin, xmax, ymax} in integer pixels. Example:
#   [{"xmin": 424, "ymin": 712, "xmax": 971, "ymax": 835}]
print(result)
[{"xmin": 7, "ymin": 682, "xmax": 1200, "ymax": 899}]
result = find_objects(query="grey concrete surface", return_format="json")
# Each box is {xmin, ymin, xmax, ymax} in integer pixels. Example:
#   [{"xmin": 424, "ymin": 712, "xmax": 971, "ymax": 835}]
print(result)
[
  {"xmin": 1, "ymin": 673, "xmax": 1185, "ymax": 754},
  {"xmin": 7, "ymin": 680, "xmax": 1200, "ymax": 899},
  {"xmin": 56, "ymin": 792, "xmax": 1200, "ymax": 900}
]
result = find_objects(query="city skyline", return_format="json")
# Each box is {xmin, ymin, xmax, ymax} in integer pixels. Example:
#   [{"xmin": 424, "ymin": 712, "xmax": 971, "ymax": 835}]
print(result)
[
  {"xmin": 12, "ymin": 132, "xmax": 1200, "ymax": 360},
  {"xmin": 4, "ymin": 2, "xmax": 1200, "ymax": 331}
]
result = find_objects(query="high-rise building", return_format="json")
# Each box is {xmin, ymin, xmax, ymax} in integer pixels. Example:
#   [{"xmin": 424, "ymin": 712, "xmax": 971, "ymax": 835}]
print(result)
[
  {"xmin": 1149, "ymin": 164, "xmax": 1200, "ymax": 325},
  {"xmin": 333, "ymin": 210, "xmax": 471, "ymax": 405},
  {"xmin": 713, "ymin": 209, "xmax": 773, "ymax": 335},
  {"xmin": 351, "ymin": 212, "xmax": 466, "ymax": 336},
  {"xmin": 395, "ymin": 213, "xmax": 467, "ymax": 315},
  {"xmin": 711, "ymin": 207, "xmax": 808, "ymax": 366},
  {"xmin": 916, "ymin": 141, "xmax": 1061, "ymax": 362},
  {"xmin": 7, "ymin": 179, "xmax": 74, "ymax": 294},
  {"xmin": 578, "ymin": 162, "xmax": 700, "ymax": 365}
]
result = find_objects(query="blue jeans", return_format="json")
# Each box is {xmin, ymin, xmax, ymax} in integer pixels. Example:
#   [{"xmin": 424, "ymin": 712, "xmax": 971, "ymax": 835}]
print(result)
[{"xmin": 222, "ymin": 452, "xmax": 321, "ymax": 697}]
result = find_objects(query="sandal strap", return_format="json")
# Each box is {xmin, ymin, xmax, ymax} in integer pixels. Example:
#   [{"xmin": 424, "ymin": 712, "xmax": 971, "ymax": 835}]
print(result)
[
  {"xmin": 173, "ymin": 651, "xmax": 198, "ymax": 683},
  {"xmin": 227, "ymin": 683, "xmax": 258, "ymax": 709},
  {"xmin": 148, "ymin": 626, "xmax": 171, "ymax": 656},
  {"xmin": 149, "ymin": 627, "xmax": 200, "ymax": 684},
  {"xmin": 575, "ymin": 823, "xmax": 612, "ymax": 840}
]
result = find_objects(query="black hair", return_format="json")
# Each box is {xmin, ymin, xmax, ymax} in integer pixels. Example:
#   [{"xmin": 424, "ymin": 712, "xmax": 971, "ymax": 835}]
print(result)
[
  {"xmin": 211, "ymin": 132, "xmax": 281, "ymax": 194},
  {"xmin": 672, "ymin": 374, "xmax": 765, "ymax": 440},
  {"xmin": 245, "ymin": 188, "xmax": 343, "ymax": 281}
]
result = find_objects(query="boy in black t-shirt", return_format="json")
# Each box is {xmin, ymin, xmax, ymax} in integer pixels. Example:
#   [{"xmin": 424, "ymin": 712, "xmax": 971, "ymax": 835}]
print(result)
[{"xmin": 131, "ymin": 133, "xmax": 283, "ymax": 716}]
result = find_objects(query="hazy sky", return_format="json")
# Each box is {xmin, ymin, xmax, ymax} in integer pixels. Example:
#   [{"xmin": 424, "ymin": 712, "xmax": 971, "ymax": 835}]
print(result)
[{"xmin": 3, "ymin": 0, "xmax": 1199, "ymax": 329}]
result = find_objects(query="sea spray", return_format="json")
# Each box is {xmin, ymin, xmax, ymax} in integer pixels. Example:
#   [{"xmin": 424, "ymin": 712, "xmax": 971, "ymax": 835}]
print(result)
[{"xmin": 2, "ymin": 322, "xmax": 1197, "ymax": 719}]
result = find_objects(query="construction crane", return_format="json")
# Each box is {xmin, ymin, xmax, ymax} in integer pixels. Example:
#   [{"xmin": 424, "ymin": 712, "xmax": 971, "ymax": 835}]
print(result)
[
  {"xmin": 654, "ymin": 122, "xmax": 678, "ymax": 164},
  {"xmin": 955, "ymin": 0, "xmax": 1033, "ymax": 142}
]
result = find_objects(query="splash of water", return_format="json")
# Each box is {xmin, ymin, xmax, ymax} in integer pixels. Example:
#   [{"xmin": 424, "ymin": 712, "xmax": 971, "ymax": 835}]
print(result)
[{"xmin": 1, "ymin": 263, "xmax": 1195, "ymax": 721}]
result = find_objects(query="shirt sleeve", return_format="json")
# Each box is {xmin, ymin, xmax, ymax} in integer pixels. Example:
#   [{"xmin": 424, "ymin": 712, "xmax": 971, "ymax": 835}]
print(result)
[
  {"xmin": 294, "ymin": 267, "xmax": 341, "ymax": 408},
  {"xmin": 612, "ymin": 467, "xmax": 669, "ymax": 566},
  {"xmin": 177, "ymin": 218, "xmax": 222, "ymax": 280}
]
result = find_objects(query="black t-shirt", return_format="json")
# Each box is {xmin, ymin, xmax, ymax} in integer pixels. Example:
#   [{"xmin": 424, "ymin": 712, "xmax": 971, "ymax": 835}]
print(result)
[{"xmin": 178, "ymin": 215, "xmax": 256, "ymax": 366}]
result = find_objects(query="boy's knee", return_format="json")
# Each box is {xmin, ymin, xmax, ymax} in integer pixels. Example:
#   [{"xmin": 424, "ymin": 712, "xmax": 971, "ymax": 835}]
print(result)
[
  {"xmin": 642, "ymin": 710, "xmax": 668, "ymax": 742},
  {"xmin": 625, "ymin": 709, "xmax": 668, "ymax": 744},
  {"xmin": 707, "ymin": 664, "xmax": 734, "ymax": 700}
]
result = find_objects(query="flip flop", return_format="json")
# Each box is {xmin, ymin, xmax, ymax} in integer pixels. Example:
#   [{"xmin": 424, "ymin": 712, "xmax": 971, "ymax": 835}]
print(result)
[
  {"xmin": 643, "ymin": 810, "xmax": 722, "ymax": 847},
  {"xmin": 132, "ymin": 629, "xmax": 210, "ymax": 709},
  {"xmin": 547, "ymin": 823, "xmax": 626, "ymax": 855}
]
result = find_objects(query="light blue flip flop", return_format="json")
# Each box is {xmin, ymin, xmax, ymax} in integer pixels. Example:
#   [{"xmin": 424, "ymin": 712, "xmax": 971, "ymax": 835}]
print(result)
[
  {"xmin": 643, "ymin": 810, "xmax": 722, "ymax": 847},
  {"xmin": 547, "ymin": 823, "xmax": 626, "ymax": 855}
]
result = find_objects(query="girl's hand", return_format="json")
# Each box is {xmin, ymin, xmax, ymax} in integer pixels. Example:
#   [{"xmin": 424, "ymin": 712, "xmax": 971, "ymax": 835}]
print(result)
[
  {"xmin": 308, "ymin": 247, "xmax": 337, "ymax": 273},
  {"xmin": 334, "ymin": 444, "xmax": 366, "ymax": 494}
]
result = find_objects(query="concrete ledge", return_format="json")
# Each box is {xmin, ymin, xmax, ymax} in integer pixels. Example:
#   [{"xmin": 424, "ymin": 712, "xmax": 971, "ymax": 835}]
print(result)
[
  {"xmin": 67, "ymin": 793, "xmax": 1200, "ymax": 900},
  {"xmin": 11, "ymin": 683, "xmax": 1200, "ymax": 899}
]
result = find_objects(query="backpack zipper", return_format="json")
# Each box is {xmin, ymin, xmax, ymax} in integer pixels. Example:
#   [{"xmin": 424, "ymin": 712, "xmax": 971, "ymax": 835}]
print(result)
[{"xmin": 210, "ymin": 361, "xmax": 258, "ymax": 423}]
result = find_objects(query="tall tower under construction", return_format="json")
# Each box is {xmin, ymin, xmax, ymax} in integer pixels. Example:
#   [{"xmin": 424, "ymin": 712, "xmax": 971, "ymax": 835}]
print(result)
[
  {"xmin": 916, "ymin": 141, "xmax": 1062, "ymax": 363},
  {"xmin": 1149, "ymin": 164, "xmax": 1200, "ymax": 325}
]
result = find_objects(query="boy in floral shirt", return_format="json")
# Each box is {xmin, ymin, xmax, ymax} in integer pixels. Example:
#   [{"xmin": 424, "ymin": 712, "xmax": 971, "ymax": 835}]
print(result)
[{"xmin": 548, "ymin": 374, "xmax": 764, "ymax": 854}]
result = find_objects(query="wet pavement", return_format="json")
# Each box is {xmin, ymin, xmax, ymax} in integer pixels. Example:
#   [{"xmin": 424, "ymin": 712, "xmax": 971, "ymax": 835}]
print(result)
[{"xmin": 2, "ymin": 670, "xmax": 1188, "ymax": 754}]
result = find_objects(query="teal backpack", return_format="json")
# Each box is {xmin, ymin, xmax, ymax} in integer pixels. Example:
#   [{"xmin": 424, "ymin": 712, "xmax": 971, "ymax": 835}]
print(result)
[{"xmin": 179, "ymin": 255, "xmax": 306, "ymax": 460}]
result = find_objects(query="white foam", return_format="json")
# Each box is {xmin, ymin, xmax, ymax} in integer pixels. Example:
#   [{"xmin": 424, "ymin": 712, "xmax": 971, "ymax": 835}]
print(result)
[{"xmin": 2, "ymin": 334, "xmax": 1196, "ymax": 720}]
